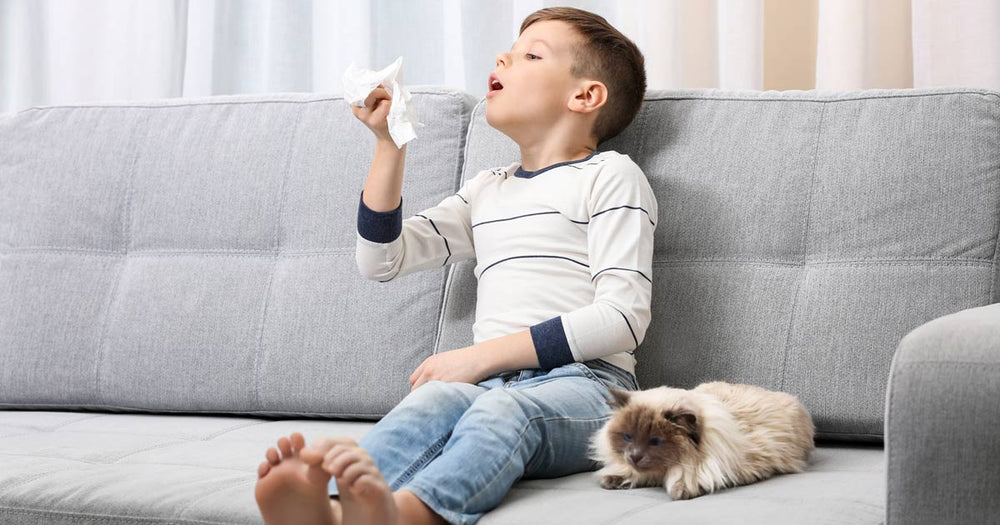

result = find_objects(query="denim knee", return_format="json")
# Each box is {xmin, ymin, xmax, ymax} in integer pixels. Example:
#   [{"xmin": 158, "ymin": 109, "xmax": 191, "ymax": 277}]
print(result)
[
  {"xmin": 473, "ymin": 388, "xmax": 540, "ymax": 420},
  {"xmin": 397, "ymin": 380, "xmax": 484, "ymax": 415}
]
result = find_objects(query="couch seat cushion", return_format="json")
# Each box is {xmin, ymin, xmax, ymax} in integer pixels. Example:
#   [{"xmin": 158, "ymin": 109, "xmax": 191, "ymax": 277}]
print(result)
[{"xmin": 0, "ymin": 411, "xmax": 883, "ymax": 524}]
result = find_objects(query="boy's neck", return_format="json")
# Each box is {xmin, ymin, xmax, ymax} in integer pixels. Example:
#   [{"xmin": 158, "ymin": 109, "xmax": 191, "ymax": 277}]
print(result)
[{"xmin": 518, "ymin": 142, "xmax": 598, "ymax": 172}]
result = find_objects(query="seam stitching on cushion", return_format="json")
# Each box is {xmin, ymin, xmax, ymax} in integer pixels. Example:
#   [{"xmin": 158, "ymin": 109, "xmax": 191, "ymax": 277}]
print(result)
[
  {"xmin": 5, "ymin": 249, "xmax": 994, "ymax": 265},
  {"xmin": 895, "ymin": 361, "xmax": 1000, "ymax": 368},
  {"xmin": 111, "ymin": 440, "xmax": 190, "ymax": 463},
  {"xmin": 4, "ymin": 413, "xmax": 107, "ymax": 433},
  {"xmin": 15, "ymin": 90, "xmax": 460, "ymax": 113},
  {"xmin": 0, "ymin": 403, "xmax": 386, "ymax": 418},
  {"xmin": 780, "ymin": 102, "xmax": 825, "ymax": 392},
  {"xmin": 175, "ymin": 478, "xmax": 256, "ymax": 520},
  {"xmin": 93, "ymin": 112, "xmax": 145, "ymax": 405},
  {"xmin": 651, "ymin": 256, "xmax": 994, "ymax": 265},
  {"xmin": 0, "ymin": 506, "xmax": 239, "ymax": 524},
  {"xmin": 0, "ymin": 452, "xmax": 257, "ymax": 473},
  {"xmin": 992, "ymin": 95, "xmax": 1000, "ymax": 303},
  {"xmin": 43, "ymin": 413, "xmax": 107, "ymax": 431},
  {"xmin": 202, "ymin": 420, "xmax": 270, "ymax": 440},
  {"xmin": 0, "ymin": 470, "xmax": 66, "ymax": 492},
  {"xmin": 252, "ymin": 104, "xmax": 303, "ymax": 412},
  {"xmin": 641, "ymin": 89, "xmax": 1000, "ymax": 103},
  {"xmin": 0, "ymin": 247, "xmax": 355, "ymax": 256}
]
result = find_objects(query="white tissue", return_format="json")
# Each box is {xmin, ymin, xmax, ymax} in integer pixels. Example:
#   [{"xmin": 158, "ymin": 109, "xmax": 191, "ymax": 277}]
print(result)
[{"xmin": 342, "ymin": 56, "xmax": 424, "ymax": 149}]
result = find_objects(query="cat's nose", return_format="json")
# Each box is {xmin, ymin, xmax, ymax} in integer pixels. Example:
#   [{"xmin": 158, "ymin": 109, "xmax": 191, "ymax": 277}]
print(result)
[{"xmin": 628, "ymin": 452, "xmax": 644, "ymax": 467}]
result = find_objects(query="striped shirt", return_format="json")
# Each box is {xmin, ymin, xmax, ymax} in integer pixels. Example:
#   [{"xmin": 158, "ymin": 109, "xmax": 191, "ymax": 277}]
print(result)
[{"xmin": 355, "ymin": 150, "xmax": 657, "ymax": 378}]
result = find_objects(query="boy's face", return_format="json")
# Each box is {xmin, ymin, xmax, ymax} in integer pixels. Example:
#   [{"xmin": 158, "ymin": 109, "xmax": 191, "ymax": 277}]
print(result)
[{"xmin": 486, "ymin": 20, "xmax": 589, "ymax": 137}]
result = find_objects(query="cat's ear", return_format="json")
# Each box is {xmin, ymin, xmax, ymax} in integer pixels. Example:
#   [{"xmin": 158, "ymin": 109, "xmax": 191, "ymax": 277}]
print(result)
[
  {"xmin": 665, "ymin": 411, "xmax": 700, "ymax": 446},
  {"xmin": 607, "ymin": 388, "xmax": 632, "ymax": 409}
]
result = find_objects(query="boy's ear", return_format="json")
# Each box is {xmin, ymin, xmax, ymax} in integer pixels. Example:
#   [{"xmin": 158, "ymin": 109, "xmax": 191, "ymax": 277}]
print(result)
[
  {"xmin": 607, "ymin": 388, "xmax": 631, "ymax": 409},
  {"xmin": 570, "ymin": 80, "xmax": 607, "ymax": 114}
]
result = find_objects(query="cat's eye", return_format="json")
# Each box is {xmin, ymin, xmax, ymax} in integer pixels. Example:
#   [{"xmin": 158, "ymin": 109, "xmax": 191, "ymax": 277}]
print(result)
[
  {"xmin": 622, "ymin": 433, "xmax": 632, "ymax": 442},
  {"xmin": 649, "ymin": 438, "xmax": 663, "ymax": 446}
]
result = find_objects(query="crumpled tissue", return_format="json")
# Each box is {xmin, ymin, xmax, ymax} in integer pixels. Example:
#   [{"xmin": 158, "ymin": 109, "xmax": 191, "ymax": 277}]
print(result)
[{"xmin": 342, "ymin": 56, "xmax": 424, "ymax": 149}]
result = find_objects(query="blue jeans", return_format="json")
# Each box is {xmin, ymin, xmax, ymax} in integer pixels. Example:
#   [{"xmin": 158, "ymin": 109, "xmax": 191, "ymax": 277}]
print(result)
[{"xmin": 327, "ymin": 359, "xmax": 638, "ymax": 525}]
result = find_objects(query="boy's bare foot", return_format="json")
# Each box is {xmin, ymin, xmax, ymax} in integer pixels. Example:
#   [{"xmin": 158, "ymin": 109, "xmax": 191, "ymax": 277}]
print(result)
[
  {"xmin": 255, "ymin": 432, "xmax": 342, "ymax": 525},
  {"xmin": 300, "ymin": 437, "xmax": 399, "ymax": 525}
]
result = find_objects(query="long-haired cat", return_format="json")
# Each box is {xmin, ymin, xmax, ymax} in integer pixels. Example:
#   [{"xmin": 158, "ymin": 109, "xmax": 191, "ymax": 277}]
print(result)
[{"xmin": 590, "ymin": 382, "xmax": 814, "ymax": 499}]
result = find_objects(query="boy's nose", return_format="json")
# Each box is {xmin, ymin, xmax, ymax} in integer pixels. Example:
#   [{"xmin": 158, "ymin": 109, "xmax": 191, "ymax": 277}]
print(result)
[{"xmin": 495, "ymin": 53, "xmax": 508, "ymax": 68}]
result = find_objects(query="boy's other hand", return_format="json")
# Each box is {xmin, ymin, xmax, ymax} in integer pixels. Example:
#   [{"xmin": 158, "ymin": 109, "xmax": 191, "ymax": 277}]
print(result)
[
  {"xmin": 409, "ymin": 347, "xmax": 488, "ymax": 390},
  {"xmin": 350, "ymin": 85, "xmax": 394, "ymax": 143}
]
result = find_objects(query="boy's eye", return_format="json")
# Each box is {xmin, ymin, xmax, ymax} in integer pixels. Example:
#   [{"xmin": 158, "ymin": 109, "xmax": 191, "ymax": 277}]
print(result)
[
  {"xmin": 622, "ymin": 433, "xmax": 632, "ymax": 442},
  {"xmin": 649, "ymin": 438, "xmax": 663, "ymax": 446},
  {"xmin": 526, "ymin": 53, "xmax": 540, "ymax": 60}
]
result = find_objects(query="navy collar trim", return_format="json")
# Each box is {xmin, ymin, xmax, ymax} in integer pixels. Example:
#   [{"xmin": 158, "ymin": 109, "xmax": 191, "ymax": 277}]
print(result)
[{"xmin": 513, "ymin": 151, "xmax": 601, "ymax": 179}]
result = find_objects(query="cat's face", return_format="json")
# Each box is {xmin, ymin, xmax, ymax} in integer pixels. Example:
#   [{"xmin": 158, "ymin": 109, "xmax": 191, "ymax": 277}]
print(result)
[{"xmin": 604, "ymin": 389, "xmax": 701, "ymax": 474}]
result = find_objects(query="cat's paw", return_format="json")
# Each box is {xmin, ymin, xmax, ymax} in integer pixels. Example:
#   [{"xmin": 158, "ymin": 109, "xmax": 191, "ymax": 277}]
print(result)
[
  {"xmin": 667, "ymin": 480, "xmax": 701, "ymax": 500},
  {"xmin": 600, "ymin": 475, "xmax": 633, "ymax": 490}
]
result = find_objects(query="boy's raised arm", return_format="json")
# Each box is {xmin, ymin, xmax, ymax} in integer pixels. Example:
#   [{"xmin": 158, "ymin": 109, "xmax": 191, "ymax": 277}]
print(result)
[
  {"xmin": 354, "ymin": 86, "xmax": 406, "ymax": 213},
  {"xmin": 350, "ymin": 86, "xmax": 475, "ymax": 282},
  {"xmin": 362, "ymin": 139, "xmax": 407, "ymax": 212}
]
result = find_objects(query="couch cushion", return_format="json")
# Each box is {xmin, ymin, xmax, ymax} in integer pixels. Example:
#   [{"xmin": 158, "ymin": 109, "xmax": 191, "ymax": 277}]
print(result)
[
  {"xmin": 440, "ymin": 88, "xmax": 1000, "ymax": 441},
  {"xmin": 0, "ymin": 411, "xmax": 884, "ymax": 524},
  {"xmin": 0, "ymin": 89, "xmax": 477, "ymax": 417}
]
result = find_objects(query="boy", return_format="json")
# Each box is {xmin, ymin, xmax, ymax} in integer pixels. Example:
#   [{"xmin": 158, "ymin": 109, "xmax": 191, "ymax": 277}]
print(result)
[{"xmin": 255, "ymin": 7, "xmax": 654, "ymax": 525}]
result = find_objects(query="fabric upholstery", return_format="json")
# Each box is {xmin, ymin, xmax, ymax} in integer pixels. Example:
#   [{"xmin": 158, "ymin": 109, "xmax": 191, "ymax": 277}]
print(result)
[
  {"xmin": 885, "ymin": 303, "xmax": 1000, "ymax": 524},
  {"xmin": 0, "ymin": 89, "xmax": 478, "ymax": 417}
]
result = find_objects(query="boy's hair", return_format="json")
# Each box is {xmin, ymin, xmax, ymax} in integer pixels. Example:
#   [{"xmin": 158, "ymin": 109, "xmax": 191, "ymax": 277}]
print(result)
[{"xmin": 520, "ymin": 7, "xmax": 646, "ymax": 145}]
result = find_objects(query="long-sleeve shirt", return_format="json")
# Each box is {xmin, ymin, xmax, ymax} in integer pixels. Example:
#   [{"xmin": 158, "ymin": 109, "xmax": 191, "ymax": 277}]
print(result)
[{"xmin": 355, "ymin": 149, "xmax": 657, "ymax": 378}]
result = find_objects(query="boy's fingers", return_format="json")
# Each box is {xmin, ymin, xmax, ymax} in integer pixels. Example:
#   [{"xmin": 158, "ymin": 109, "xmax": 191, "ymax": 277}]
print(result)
[
  {"xmin": 409, "ymin": 362, "xmax": 423, "ymax": 386},
  {"xmin": 411, "ymin": 370, "xmax": 430, "ymax": 391},
  {"xmin": 363, "ymin": 87, "xmax": 390, "ymax": 109}
]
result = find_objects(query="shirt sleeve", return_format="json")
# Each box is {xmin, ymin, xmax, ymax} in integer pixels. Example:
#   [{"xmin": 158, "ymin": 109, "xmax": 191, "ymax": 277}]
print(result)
[
  {"xmin": 355, "ymin": 175, "xmax": 478, "ymax": 282},
  {"xmin": 529, "ymin": 161, "xmax": 657, "ymax": 368}
]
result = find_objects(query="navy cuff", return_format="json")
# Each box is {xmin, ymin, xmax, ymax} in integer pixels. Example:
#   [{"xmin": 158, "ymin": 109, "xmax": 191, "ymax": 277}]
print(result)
[
  {"xmin": 357, "ymin": 191, "xmax": 402, "ymax": 243},
  {"xmin": 530, "ymin": 316, "xmax": 575, "ymax": 370}
]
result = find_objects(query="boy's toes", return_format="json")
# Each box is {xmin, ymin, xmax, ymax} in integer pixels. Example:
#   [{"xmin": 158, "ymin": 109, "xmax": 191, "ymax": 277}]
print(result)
[
  {"xmin": 258, "ymin": 461, "xmax": 272, "ymax": 479},
  {"xmin": 277, "ymin": 436, "xmax": 293, "ymax": 458},
  {"xmin": 266, "ymin": 447, "xmax": 280, "ymax": 465},
  {"xmin": 340, "ymin": 459, "xmax": 379, "ymax": 494},
  {"xmin": 300, "ymin": 437, "xmax": 356, "ymax": 466},
  {"xmin": 290, "ymin": 432, "xmax": 306, "ymax": 452}
]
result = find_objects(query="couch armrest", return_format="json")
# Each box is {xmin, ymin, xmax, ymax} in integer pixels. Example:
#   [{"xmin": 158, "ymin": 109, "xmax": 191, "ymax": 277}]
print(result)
[{"xmin": 885, "ymin": 303, "xmax": 1000, "ymax": 525}]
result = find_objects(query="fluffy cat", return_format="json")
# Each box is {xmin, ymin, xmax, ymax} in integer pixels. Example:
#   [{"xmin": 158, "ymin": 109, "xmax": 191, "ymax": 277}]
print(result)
[{"xmin": 589, "ymin": 381, "xmax": 815, "ymax": 500}]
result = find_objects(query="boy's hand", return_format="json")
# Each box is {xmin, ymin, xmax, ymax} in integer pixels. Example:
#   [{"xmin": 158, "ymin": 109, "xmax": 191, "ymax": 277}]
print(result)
[
  {"xmin": 351, "ymin": 85, "xmax": 394, "ymax": 143},
  {"xmin": 409, "ymin": 347, "xmax": 488, "ymax": 390}
]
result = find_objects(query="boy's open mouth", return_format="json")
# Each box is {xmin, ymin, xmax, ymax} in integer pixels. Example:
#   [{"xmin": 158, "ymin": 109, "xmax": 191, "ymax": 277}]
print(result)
[{"xmin": 488, "ymin": 73, "xmax": 504, "ymax": 93}]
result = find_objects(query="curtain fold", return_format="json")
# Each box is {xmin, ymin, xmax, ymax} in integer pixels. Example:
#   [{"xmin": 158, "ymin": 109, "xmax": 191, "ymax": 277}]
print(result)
[{"xmin": 1, "ymin": 0, "xmax": 997, "ymax": 114}]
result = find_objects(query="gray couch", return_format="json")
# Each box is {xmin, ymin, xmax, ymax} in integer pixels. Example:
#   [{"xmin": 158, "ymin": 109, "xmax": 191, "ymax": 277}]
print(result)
[{"xmin": 1, "ymin": 87, "xmax": 998, "ymax": 525}]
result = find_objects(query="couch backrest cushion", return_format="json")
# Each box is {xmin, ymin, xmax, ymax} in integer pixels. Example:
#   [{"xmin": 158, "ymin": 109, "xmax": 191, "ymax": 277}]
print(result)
[
  {"xmin": 0, "ymin": 89, "xmax": 477, "ymax": 417},
  {"xmin": 439, "ymin": 88, "xmax": 1000, "ymax": 441}
]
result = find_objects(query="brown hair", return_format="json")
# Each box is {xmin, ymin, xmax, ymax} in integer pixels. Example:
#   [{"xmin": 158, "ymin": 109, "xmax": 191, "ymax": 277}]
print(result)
[{"xmin": 520, "ymin": 7, "xmax": 646, "ymax": 144}]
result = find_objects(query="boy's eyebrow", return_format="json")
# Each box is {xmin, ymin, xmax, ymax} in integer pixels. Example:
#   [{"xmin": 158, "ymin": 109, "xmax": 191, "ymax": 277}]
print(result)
[{"xmin": 509, "ymin": 39, "xmax": 553, "ymax": 52}]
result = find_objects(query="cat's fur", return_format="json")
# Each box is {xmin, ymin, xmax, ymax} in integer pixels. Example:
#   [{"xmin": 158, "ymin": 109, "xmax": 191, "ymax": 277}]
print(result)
[{"xmin": 589, "ymin": 382, "xmax": 815, "ymax": 499}]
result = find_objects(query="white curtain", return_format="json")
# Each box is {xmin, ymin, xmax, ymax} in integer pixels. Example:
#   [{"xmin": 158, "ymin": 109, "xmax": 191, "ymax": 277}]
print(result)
[{"xmin": 1, "ymin": 0, "xmax": 998, "ymax": 115}]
